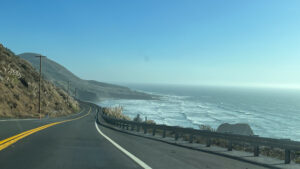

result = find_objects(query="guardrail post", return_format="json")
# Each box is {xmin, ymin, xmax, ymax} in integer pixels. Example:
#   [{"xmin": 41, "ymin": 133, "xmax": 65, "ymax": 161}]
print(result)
[
  {"xmin": 175, "ymin": 132, "xmax": 179, "ymax": 141},
  {"xmin": 131, "ymin": 124, "xmax": 134, "ymax": 131},
  {"xmin": 126, "ymin": 124, "xmax": 129, "ymax": 130},
  {"xmin": 152, "ymin": 127, "xmax": 156, "ymax": 136},
  {"xmin": 252, "ymin": 135, "xmax": 259, "ymax": 156},
  {"xmin": 189, "ymin": 134, "xmax": 193, "ymax": 143},
  {"xmin": 137, "ymin": 124, "xmax": 140, "ymax": 132},
  {"xmin": 285, "ymin": 149, "xmax": 291, "ymax": 164},
  {"xmin": 162, "ymin": 129, "xmax": 166, "ymax": 138},
  {"xmin": 122, "ymin": 123, "xmax": 125, "ymax": 129},
  {"xmin": 206, "ymin": 137, "xmax": 211, "ymax": 147},
  {"xmin": 254, "ymin": 145, "xmax": 259, "ymax": 156},
  {"xmin": 144, "ymin": 125, "xmax": 147, "ymax": 134},
  {"xmin": 228, "ymin": 140, "xmax": 233, "ymax": 151}
]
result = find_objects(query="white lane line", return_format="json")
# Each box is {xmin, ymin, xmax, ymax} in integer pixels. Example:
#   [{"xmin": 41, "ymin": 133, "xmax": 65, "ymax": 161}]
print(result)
[{"xmin": 94, "ymin": 122, "xmax": 152, "ymax": 169}]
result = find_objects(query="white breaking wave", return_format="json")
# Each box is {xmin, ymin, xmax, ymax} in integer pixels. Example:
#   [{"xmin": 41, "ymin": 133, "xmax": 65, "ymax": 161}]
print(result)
[{"xmin": 99, "ymin": 91, "xmax": 300, "ymax": 141}]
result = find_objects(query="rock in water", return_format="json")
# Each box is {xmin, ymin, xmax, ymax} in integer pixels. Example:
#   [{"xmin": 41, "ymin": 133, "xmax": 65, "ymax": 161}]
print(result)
[{"xmin": 217, "ymin": 123, "xmax": 254, "ymax": 136}]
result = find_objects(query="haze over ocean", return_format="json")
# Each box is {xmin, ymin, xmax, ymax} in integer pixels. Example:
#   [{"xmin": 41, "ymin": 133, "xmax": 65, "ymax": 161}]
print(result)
[{"xmin": 100, "ymin": 84, "xmax": 300, "ymax": 141}]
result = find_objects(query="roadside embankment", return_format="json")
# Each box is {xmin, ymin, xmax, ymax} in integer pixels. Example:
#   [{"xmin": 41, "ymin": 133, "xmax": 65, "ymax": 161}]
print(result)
[{"xmin": 0, "ymin": 43, "xmax": 79, "ymax": 118}]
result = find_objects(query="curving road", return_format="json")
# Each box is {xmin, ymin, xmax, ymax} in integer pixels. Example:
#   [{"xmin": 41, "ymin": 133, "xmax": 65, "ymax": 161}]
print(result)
[{"xmin": 0, "ymin": 103, "xmax": 268, "ymax": 169}]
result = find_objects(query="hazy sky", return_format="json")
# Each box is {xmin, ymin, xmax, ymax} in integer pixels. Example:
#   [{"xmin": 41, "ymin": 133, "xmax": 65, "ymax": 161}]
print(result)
[{"xmin": 1, "ymin": 0, "xmax": 300, "ymax": 87}]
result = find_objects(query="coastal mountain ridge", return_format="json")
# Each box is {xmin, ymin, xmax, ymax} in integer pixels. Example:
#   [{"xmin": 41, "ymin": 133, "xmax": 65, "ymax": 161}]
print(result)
[{"xmin": 19, "ymin": 53, "xmax": 153, "ymax": 102}]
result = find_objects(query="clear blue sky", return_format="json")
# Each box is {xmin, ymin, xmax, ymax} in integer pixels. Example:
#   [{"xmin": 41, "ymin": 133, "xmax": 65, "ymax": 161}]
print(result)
[{"xmin": 1, "ymin": 0, "xmax": 300, "ymax": 87}]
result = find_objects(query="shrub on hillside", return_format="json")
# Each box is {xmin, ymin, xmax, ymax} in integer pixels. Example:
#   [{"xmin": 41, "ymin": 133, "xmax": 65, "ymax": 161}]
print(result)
[
  {"xmin": 144, "ymin": 119, "xmax": 156, "ymax": 124},
  {"xmin": 199, "ymin": 124, "xmax": 215, "ymax": 132},
  {"xmin": 133, "ymin": 114, "xmax": 143, "ymax": 123},
  {"xmin": 102, "ymin": 106, "xmax": 131, "ymax": 121}
]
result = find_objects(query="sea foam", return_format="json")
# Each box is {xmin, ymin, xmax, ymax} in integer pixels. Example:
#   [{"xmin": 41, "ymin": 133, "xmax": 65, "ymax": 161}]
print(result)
[{"xmin": 99, "ymin": 88, "xmax": 300, "ymax": 141}]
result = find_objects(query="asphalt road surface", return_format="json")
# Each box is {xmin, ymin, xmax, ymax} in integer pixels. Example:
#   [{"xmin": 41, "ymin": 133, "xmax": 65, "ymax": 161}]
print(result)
[{"xmin": 0, "ymin": 103, "xmax": 269, "ymax": 169}]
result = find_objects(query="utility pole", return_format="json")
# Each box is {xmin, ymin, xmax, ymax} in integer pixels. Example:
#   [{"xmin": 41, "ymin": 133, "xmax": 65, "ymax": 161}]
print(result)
[
  {"xmin": 67, "ymin": 81, "xmax": 70, "ymax": 104},
  {"xmin": 35, "ymin": 55, "xmax": 45, "ymax": 119},
  {"xmin": 74, "ymin": 88, "xmax": 78, "ymax": 110}
]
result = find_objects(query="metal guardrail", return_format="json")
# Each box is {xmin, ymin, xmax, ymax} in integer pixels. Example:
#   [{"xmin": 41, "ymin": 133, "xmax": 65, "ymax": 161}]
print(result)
[{"xmin": 98, "ymin": 111, "xmax": 300, "ymax": 164}]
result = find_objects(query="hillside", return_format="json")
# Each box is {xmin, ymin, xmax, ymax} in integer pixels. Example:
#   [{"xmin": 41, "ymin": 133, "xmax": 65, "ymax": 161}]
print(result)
[
  {"xmin": 0, "ymin": 44, "xmax": 78, "ymax": 118},
  {"xmin": 19, "ymin": 53, "xmax": 153, "ymax": 102}
]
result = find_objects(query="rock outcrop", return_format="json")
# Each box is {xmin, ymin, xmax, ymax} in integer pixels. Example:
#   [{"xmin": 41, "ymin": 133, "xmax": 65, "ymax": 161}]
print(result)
[{"xmin": 217, "ymin": 123, "xmax": 254, "ymax": 136}]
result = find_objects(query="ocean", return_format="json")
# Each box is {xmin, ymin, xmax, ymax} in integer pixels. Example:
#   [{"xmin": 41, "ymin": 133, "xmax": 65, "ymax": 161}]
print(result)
[{"xmin": 99, "ymin": 84, "xmax": 300, "ymax": 141}]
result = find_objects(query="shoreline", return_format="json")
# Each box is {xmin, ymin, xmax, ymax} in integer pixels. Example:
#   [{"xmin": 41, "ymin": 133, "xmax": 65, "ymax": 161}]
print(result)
[{"xmin": 98, "ymin": 88, "xmax": 300, "ymax": 142}]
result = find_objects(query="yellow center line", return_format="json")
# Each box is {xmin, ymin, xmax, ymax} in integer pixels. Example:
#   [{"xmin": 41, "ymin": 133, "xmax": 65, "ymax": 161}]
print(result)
[{"xmin": 0, "ymin": 107, "xmax": 92, "ymax": 151}]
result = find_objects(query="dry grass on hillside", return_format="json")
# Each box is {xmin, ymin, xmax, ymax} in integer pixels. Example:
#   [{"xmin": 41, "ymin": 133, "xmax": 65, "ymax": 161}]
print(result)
[
  {"xmin": 144, "ymin": 120, "xmax": 156, "ymax": 124},
  {"xmin": 102, "ymin": 106, "xmax": 131, "ymax": 121},
  {"xmin": 0, "ymin": 43, "xmax": 79, "ymax": 118}
]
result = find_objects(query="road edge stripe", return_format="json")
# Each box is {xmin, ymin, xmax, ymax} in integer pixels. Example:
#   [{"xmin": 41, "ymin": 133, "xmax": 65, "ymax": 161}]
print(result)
[{"xmin": 94, "ymin": 122, "xmax": 152, "ymax": 169}]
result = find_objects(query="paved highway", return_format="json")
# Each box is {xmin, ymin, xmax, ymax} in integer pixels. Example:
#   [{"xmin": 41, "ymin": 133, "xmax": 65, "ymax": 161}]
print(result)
[{"xmin": 0, "ymin": 103, "xmax": 269, "ymax": 169}]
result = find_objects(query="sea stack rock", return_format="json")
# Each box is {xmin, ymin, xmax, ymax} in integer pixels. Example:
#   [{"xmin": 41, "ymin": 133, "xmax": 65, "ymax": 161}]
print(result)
[{"xmin": 217, "ymin": 123, "xmax": 254, "ymax": 136}]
